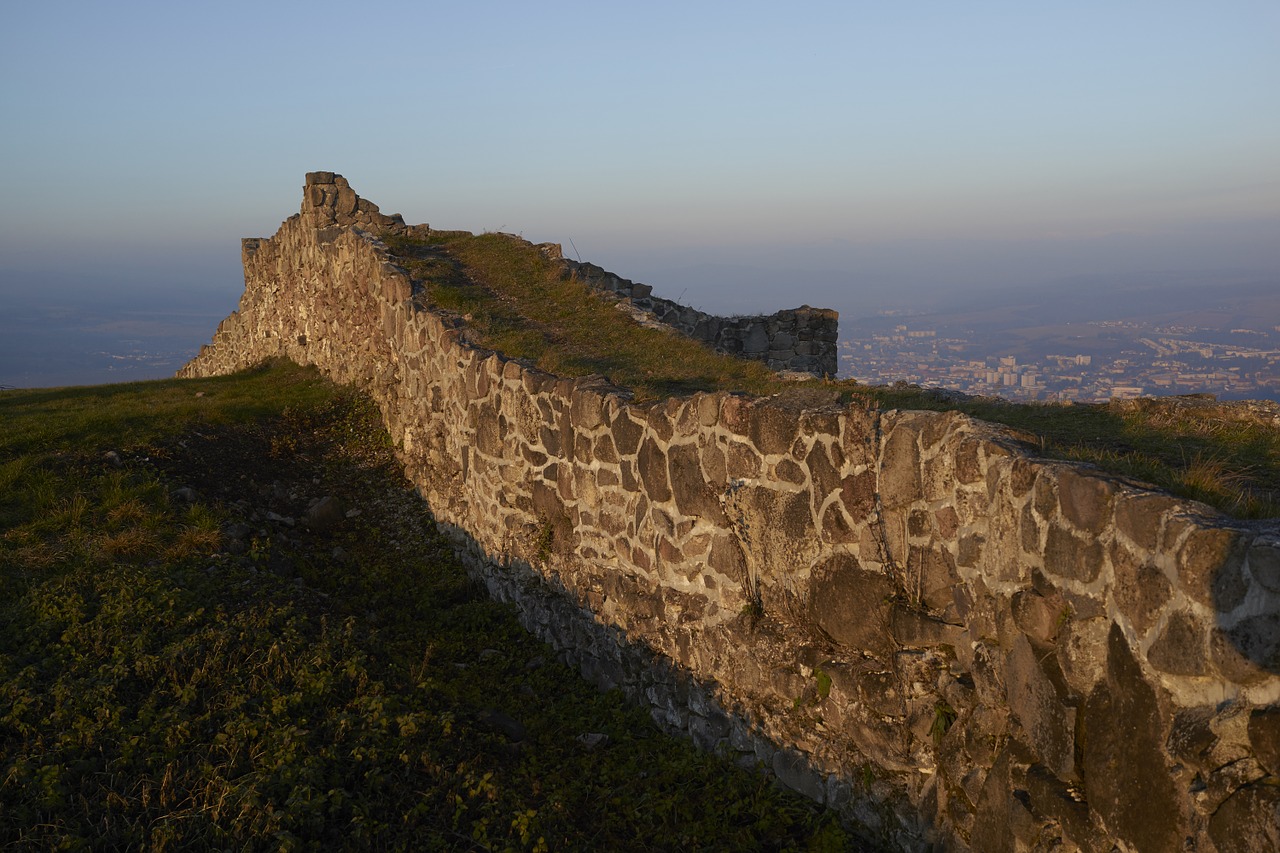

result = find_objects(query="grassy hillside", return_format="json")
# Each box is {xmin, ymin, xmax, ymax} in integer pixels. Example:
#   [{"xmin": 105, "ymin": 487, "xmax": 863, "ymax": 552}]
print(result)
[
  {"xmin": 0, "ymin": 362, "xmax": 853, "ymax": 851},
  {"xmin": 385, "ymin": 231, "xmax": 1279, "ymax": 518}
]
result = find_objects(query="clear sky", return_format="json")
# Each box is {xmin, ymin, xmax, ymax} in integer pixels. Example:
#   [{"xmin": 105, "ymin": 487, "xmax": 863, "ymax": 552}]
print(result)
[{"xmin": 2, "ymin": 1, "xmax": 1278, "ymax": 383}]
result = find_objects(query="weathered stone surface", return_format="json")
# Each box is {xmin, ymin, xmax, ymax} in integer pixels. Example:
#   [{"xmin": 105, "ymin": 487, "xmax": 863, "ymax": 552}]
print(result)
[
  {"xmin": 1147, "ymin": 611, "xmax": 1209, "ymax": 676},
  {"xmin": 1110, "ymin": 541, "xmax": 1173, "ymax": 636},
  {"xmin": 1208, "ymin": 783, "xmax": 1280, "ymax": 853},
  {"xmin": 1167, "ymin": 706, "xmax": 1218, "ymax": 770},
  {"xmin": 1006, "ymin": 634, "xmax": 1074, "ymax": 776},
  {"xmin": 1011, "ymin": 589, "xmax": 1068, "ymax": 646},
  {"xmin": 807, "ymin": 555, "xmax": 895, "ymax": 658},
  {"xmin": 180, "ymin": 172, "xmax": 1280, "ymax": 853},
  {"xmin": 879, "ymin": 423, "xmax": 920, "ymax": 509},
  {"xmin": 695, "ymin": 444, "xmax": 724, "ymax": 488},
  {"xmin": 611, "ymin": 412, "xmax": 645, "ymax": 456},
  {"xmin": 636, "ymin": 437, "xmax": 671, "ymax": 503},
  {"xmin": 1080, "ymin": 624, "xmax": 1183, "ymax": 853},
  {"xmin": 723, "ymin": 441, "xmax": 761, "ymax": 480},
  {"xmin": 933, "ymin": 505, "xmax": 959, "ymax": 540},
  {"xmin": 668, "ymin": 443, "xmax": 725, "ymax": 523},
  {"xmin": 970, "ymin": 748, "xmax": 1018, "ymax": 853},
  {"xmin": 1056, "ymin": 468, "xmax": 1114, "ymax": 534},
  {"xmin": 820, "ymin": 503, "xmax": 855, "ymax": 544},
  {"xmin": 908, "ymin": 546, "xmax": 961, "ymax": 614},
  {"xmin": 750, "ymin": 403, "xmax": 799, "ymax": 456},
  {"xmin": 954, "ymin": 439, "xmax": 984, "ymax": 485},
  {"xmin": 1115, "ymin": 492, "xmax": 1178, "ymax": 551},
  {"xmin": 840, "ymin": 471, "xmax": 876, "ymax": 519},
  {"xmin": 889, "ymin": 605, "xmax": 963, "ymax": 648},
  {"xmin": 1248, "ymin": 706, "xmax": 1280, "ymax": 775},
  {"xmin": 1213, "ymin": 613, "xmax": 1280, "ymax": 678},
  {"xmin": 707, "ymin": 533, "xmax": 746, "ymax": 579},
  {"xmin": 1177, "ymin": 525, "xmax": 1247, "ymax": 608},
  {"xmin": 1249, "ymin": 536, "xmax": 1280, "ymax": 593},
  {"xmin": 774, "ymin": 458, "xmax": 806, "ymax": 484},
  {"xmin": 957, "ymin": 534, "xmax": 984, "ymax": 568},
  {"xmin": 1043, "ymin": 525, "xmax": 1104, "ymax": 583}
]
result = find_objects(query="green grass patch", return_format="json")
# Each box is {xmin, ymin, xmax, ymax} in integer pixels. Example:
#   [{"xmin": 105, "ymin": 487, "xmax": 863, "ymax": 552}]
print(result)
[
  {"xmin": 857, "ymin": 386, "xmax": 1280, "ymax": 518},
  {"xmin": 1, "ymin": 364, "xmax": 854, "ymax": 851}
]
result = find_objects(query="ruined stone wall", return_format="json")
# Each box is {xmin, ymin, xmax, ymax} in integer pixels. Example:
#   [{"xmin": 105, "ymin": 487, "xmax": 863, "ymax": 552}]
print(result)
[
  {"xmin": 180, "ymin": 173, "xmax": 1280, "ymax": 852},
  {"xmin": 560, "ymin": 258, "xmax": 839, "ymax": 377}
]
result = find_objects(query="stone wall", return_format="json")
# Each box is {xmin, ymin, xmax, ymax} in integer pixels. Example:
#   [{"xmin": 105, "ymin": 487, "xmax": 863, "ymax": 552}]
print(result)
[
  {"xmin": 558, "ymin": 258, "xmax": 839, "ymax": 376},
  {"xmin": 180, "ymin": 173, "xmax": 1280, "ymax": 852}
]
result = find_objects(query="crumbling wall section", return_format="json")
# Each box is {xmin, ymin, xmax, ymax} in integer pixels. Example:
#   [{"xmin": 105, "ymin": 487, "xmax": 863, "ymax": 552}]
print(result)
[
  {"xmin": 561, "ymin": 258, "xmax": 839, "ymax": 377},
  {"xmin": 181, "ymin": 173, "xmax": 1280, "ymax": 852}
]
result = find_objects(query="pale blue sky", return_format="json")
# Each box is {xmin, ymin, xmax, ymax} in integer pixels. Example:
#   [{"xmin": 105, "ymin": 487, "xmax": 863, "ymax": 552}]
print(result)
[{"xmin": 2, "ymin": 1, "xmax": 1278, "ymax": 343}]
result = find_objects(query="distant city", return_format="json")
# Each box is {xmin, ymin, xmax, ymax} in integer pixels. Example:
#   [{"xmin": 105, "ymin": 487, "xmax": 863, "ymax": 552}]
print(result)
[
  {"xmin": 836, "ymin": 277, "xmax": 1280, "ymax": 404},
  {"xmin": 3, "ymin": 272, "xmax": 1278, "ymax": 405}
]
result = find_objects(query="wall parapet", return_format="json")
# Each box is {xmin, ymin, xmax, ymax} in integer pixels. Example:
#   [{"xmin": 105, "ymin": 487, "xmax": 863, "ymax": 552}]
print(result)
[
  {"xmin": 180, "ymin": 174, "xmax": 1280, "ymax": 852},
  {"xmin": 559, "ymin": 256, "xmax": 839, "ymax": 377}
]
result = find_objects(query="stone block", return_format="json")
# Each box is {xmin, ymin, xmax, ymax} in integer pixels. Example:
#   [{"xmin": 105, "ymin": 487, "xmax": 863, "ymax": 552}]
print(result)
[
  {"xmin": 1146, "ymin": 610, "xmax": 1209, "ymax": 676},
  {"xmin": 698, "ymin": 443, "xmax": 726, "ymax": 487},
  {"xmin": 1114, "ymin": 492, "xmax": 1178, "ymax": 552},
  {"xmin": 610, "ymin": 412, "xmax": 644, "ymax": 456},
  {"xmin": 636, "ymin": 437, "xmax": 672, "ymax": 503},
  {"xmin": 840, "ymin": 470, "xmax": 876, "ymax": 520},
  {"xmin": 772, "ymin": 748, "xmax": 826, "ymax": 804},
  {"xmin": 748, "ymin": 403, "xmax": 799, "ymax": 456},
  {"xmin": 1208, "ymin": 783, "xmax": 1280, "ymax": 853},
  {"xmin": 773, "ymin": 458, "xmax": 806, "ymax": 484},
  {"xmin": 879, "ymin": 423, "xmax": 921, "ymax": 509},
  {"xmin": 1248, "ymin": 535, "xmax": 1280, "ymax": 593},
  {"xmin": 642, "ymin": 403, "xmax": 674, "ymax": 443},
  {"xmin": 957, "ymin": 533, "xmax": 984, "ymax": 568},
  {"xmin": 1176, "ymin": 524, "xmax": 1248, "ymax": 609},
  {"xmin": 1043, "ymin": 525, "xmax": 1104, "ymax": 583},
  {"xmin": 742, "ymin": 324, "xmax": 769, "ymax": 355},
  {"xmin": 820, "ymin": 503, "xmax": 855, "ymax": 544},
  {"xmin": 889, "ymin": 604, "xmax": 964, "ymax": 648},
  {"xmin": 1006, "ymin": 633, "xmax": 1075, "ymax": 776},
  {"xmin": 1079, "ymin": 624, "xmax": 1182, "ymax": 853},
  {"xmin": 1007, "ymin": 456, "xmax": 1038, "ymax": 497},
  {"xmin": 954, "ymin": 439, "xmax": 984, "ymax": 485},
  {"xmin": 1248, "ymin": 707, "xmax": 1280, "ymax": 776},
  {"xmin": 805, "ymin": 441, "xmax": 841, "ymax": 503},
  {"xmin": 1018, "ymin": 762, "xmax": 1104, "ymax": 851},
  {"xmin": 1056, "ymin": 469, "xmax": 1114, "ymax": 535},
  {"xmin": 1011, "ymin": 589, "xmax": 1069, "ymax": 646},
  {"xmin": 934, "ymin": 505, "xmax": 959, "ymax": 540},
  {"xmin": 570, "ymin": 388, "xmax": 605, "ymax": 429},
  {"xmin": 1211, "ymin": 613, "xmax": 1280, "ymax": 681},
  {"xmin": 1109, "ymin": 540, "xmax": 1173, "ymax": 636},
  {"xmin": 807, "ymin": 555, "xmax": 895, "ymax": 658},
  {"xmin": 971, "ymin": 748, "xmax": 1019, "ymax": 853},
  {"xmin": 907, "ymin": 546, "xmax": 961, "ymax": 614},
  {"xmin": 724, "ymin": 440, "xmax": 761, "ymax": 480},
  {"xmin": 668, "ymin": 444, "xmax": 724, "ymax": 523},
  {"xmin": 592, "ymin": 434, "xmax": 618, "ymax": 464}
]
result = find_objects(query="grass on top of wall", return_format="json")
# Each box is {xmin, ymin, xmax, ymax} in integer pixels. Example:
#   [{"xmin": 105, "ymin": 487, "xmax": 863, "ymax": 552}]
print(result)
[
  {"xmin": 384, "ymin": 231, "xmax": 788, "ymax": 401},
  {"xmin": 0, "ymin": 363, "xmax": 854, "ymax": 851},
  {"xmin": 384, "ymin": 231, "xmax": 1279, "ymax": 519},
  {"xmin": 863, "ymin": 386, "xmax": 1280, "ymax": 519}
]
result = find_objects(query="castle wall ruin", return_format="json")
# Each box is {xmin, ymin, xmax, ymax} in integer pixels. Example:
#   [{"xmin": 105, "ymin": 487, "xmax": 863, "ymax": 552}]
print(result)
[{"xmin": 180, "ymin": 173, "xmax": 1280, "ymax": 852}]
